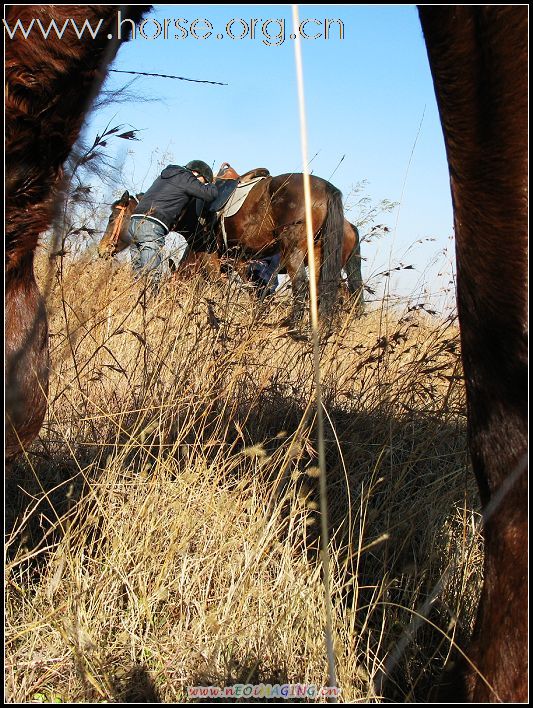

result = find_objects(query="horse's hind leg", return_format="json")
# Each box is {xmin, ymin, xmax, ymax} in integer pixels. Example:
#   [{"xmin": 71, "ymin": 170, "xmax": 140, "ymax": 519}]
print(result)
[
  {"xmin": 343, "ymin": 222, "xmax": 364, "ymax": 314},
  {"xmin": 282, "ymin": 248, "xmax": 308, "ymax": 328}
]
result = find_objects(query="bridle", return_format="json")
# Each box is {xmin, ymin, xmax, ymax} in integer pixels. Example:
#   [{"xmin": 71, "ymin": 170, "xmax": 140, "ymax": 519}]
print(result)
[{"xmin": 106, "ymin": 195, "xmax": 139, "ymax": 254}]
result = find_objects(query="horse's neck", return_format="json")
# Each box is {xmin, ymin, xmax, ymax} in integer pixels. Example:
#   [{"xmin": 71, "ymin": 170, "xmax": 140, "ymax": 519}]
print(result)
[{"xmin": 6, "ymin": 7, "xmax": 144, "ymax": 261}]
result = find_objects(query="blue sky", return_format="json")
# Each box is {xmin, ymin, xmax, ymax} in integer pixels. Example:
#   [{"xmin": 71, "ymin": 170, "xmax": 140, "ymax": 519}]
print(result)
[{"xmin": 83, "ymin": 5, "xmax": 456, "ymax": 311}]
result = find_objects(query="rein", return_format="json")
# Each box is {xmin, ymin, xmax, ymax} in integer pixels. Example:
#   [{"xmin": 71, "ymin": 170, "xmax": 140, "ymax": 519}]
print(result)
[{"xmin": 109, "ymin": 205, "xmax": 127, "ymax": 249}]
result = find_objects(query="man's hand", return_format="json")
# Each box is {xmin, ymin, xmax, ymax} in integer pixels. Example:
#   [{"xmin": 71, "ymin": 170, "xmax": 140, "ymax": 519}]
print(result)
[{"xmin": 192, "ymin": 171, "xmax": 206, "ymax": 184}]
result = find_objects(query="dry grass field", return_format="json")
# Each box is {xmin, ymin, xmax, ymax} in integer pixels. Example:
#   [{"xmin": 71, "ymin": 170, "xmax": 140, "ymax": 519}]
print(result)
[{"xmin": 5, "ymin": 249, "xmax": 483, "ymax": 703}]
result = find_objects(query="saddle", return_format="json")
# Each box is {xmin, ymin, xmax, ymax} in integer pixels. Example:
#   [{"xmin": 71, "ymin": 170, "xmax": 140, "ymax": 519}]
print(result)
[
  {"xmin": 207, "ymin": 163, "xmax": 271, "ymax": 213},
  {"xmin": 218, "ymin": 162, "xmax": 270, "ymax": 183},
  {"xmin": 209, "ymin": 178, "xmax": 239, "ymax": 212}
]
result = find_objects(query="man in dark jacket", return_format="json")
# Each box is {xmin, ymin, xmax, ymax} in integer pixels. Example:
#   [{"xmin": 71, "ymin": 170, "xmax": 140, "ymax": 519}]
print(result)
[{"xmin": 129, "ymin": 160, "xmax": 218, "ymax": 292}]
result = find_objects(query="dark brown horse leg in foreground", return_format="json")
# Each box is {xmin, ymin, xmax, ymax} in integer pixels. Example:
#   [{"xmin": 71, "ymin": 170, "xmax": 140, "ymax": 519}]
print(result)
[
  {"xmin": 5, "ymin": 5, "xmax": 146, "ymax": 459},
  {"xmin": 419, "ymin": 7, "xmax": 528, "ymax": 702}
]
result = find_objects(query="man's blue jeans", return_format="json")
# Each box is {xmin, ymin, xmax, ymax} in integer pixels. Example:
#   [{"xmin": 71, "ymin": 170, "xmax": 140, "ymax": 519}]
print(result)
[
  {"xmin": 128, "ymin": 216, "xmax": 167, "ymax": 292},
  {"xmin": 247, "ymin": 252, "xmax": 281, "ymax": 300}
]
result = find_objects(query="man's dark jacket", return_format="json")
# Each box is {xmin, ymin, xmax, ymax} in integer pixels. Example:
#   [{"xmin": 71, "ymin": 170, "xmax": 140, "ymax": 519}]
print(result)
[{"xmin": 133, "ymin": 165, "xmax": 218, "ymax": 231}]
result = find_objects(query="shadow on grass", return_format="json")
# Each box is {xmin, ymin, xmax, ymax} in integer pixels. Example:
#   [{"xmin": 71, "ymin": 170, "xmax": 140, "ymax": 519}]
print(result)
[
  {"xmin": 5, "ymin": 386, "xmax": 478, "ymax": 703},
  {"xmin": 112, "ymin": 663, "xmax": 162, "ymax": 702}
]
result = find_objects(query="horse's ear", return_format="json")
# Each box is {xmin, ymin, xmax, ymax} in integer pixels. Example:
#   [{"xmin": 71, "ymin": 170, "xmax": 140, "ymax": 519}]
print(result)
[
  {"xmin": 119, "ymin": 190, "xmax": 130, "ymax": 204},
  {"xmin": 136, "ymin": 192, "xmax": 144, "ymax": 200}
]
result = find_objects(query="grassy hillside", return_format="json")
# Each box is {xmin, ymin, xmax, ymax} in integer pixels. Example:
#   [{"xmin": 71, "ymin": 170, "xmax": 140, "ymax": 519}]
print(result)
[{"xmin": 5, "ymin": 252, "xmax": 482, "ymax": 703}]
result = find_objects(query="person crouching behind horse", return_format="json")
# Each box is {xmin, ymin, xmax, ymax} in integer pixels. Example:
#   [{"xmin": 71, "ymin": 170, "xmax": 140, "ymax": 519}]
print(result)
[
  {"xmin": 247, "ymin": 252, "xmax": 282, "ymax": 301},
  {"xmin": 128, "ymin": 160, "xmax": 218, "ymax": 293}
]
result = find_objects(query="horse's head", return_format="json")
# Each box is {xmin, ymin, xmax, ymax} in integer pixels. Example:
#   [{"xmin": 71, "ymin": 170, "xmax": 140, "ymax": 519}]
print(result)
[{"xmin": 97, "ymin": 190, "xmax": 141, "ymax": 258}]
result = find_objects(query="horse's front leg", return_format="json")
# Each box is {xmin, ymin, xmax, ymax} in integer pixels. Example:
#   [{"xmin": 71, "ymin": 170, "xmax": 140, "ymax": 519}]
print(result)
[
  {"xmin": 202, "ymin": 252, "xmax": 223, "ymax": 280},
  {"xmin": 177, "ymin": 246, "xmax": 203, "ymax": 278}
]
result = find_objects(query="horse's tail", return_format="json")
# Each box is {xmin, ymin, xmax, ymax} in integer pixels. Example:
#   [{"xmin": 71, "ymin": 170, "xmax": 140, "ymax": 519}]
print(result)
[
  {"xmin": 344, "ymin": 222, "xmax": 365, "ymax": 313},
  {"xmin": 318, "ymin": 184, "xmax": 345, "ymax": 320}
]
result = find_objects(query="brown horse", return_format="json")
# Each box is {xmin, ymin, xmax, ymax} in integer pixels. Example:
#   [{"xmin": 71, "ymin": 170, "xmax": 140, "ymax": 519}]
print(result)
[
  {"xmin": 205, "ymin": 166, "xmax": 364, "ymax": 324},
  {"xmin": 4, "ymin": 5, "xmax": 527, "ymax": 702},
  {"xmin": 97, "ymin": 192, "xmax": 141, "ymax": 258}
]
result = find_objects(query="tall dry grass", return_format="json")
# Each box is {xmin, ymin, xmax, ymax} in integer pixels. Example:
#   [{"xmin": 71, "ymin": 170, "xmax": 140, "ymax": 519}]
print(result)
[{"xmin": 5, "ymin": 250, "xmax": 482, "ymax": 703}]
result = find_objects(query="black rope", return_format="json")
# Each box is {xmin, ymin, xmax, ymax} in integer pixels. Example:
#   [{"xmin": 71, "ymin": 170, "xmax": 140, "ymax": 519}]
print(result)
[{"xmin": 109, "ymin": 69, "xmax": 227, "ymax": 86}]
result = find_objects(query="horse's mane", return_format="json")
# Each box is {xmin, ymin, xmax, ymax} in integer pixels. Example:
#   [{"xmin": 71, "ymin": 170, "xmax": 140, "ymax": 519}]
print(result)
[{"xmin": 5, "ymin": 6, "xmax": 146, "ymax": 272}]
